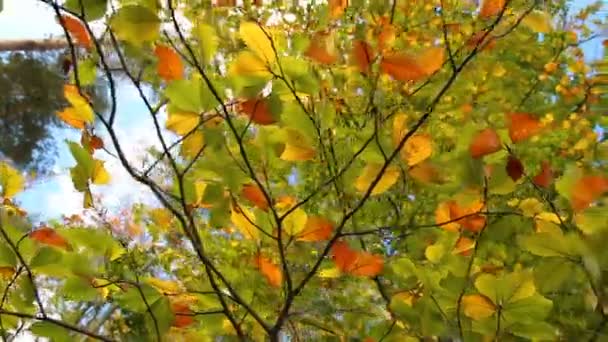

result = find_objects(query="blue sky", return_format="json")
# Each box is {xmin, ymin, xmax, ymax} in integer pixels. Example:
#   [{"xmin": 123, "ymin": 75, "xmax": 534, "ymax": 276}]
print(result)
[{"xmin": 0, "ymin": 0, "xmax": 605, "ymax": 221}]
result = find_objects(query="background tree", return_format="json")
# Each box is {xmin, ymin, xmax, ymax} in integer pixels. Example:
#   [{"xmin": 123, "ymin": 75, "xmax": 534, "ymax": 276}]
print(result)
[{"xmin": 0, "ymin": 0, "xmax": 606, "ymax": 341}]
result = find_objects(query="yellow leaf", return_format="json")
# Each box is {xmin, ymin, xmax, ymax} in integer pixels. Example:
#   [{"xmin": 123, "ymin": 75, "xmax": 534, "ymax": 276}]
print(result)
[
  {"xmin": 92, "ymin": 160, "xmax": 110, "ymax": 185},
  {"xmin": 393, "ymin": 292, "xmax": 416, "ymax": 306},
  {"xmin": 239, "ymin": 21, "xmax": 275, "ymax": 63},
  {"xmin": 355, "ymin": 164, "xmax": 400, "ymax": 195},
  {"xmin": 522, "ymin": 10, "xmax": 552, "ymax": 33},
  {"xmin": 280, "ymin": 129, "xmax": 315, "ymax": 161},
  {"xmin": 0, "ymin": 162, "xmax": 25, "ymax": 198},
  {"xmin": 462, "ymin": 294, "xmax": 496, "ymax": 320},
  {"xmin": 59, "ymin": 85, "xmax": 94, "ymax": 128},
  {"xmin": 402, "ymin": 134, "xmax": 432, "ymax": 166},
  {"xmin": 166, "ymin": 112, "xmax": 200, "ymax": 136},
  {"xmin": 229, "ymin": 51, "xmax": 271, "ymax": 77},
  {"xmin": 534, "ymin": 212, "xmax": 563, "ymax": 233},
  {"xmin": 193, "ymin": 181, "xmax": 207, "ymax": 207},
  {"xmin": 319, "ymin": 266, "xmax": 341, "ymax": 278},
  {"xmin": 231, "ymin": 205, "xmax": 259, "ymax": 240},
  {"xmin": 519, "ymin": 198, "xmax": 544, "ymax": 217},
  {"xmin": 425, "ymin": 243, "xmax": 445, "ymax": 263},
  {"xmin": 180, "ymin": 131, "xmax": 205, "ymax": 159},
  {"xmin": 57, "ymin": 107, "xmax": 87, "ymax": 129},
  {"xmin": 392, "ymin": 113, "xmax": 408, "ymax": 147},
  {"xmin": 146, "ymin": 277, "xmax": 182, "ymax": 295},
  {"xmin": 283, "ymin": 207, "xmax": 308, "ymax": 236},
  {"xmin": 509, "ymin": 277, "xmax": 536, "ymax": 302}
]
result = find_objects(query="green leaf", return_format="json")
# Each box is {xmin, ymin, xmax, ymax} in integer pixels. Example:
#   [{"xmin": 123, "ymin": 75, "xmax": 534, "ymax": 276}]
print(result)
[
  {"xmin": 146, "ymin": 296, "xmax": 173, "ymax": 337},
  {"xmin": 65, "ymin": 0, "xmax": 107, "ymax": 21},
  {"xmin": 29, "ymin": 247, "xmax": 63, "ymax": 269},
  {"xmin": 30, "ymin": 321, "xmax": 71, "ymax": 342},
  {"xmin": 502, "ymin": 294, "xmax": 553, "ymax": 323},
  {"xmin": 196, "ymin": 23, "xmax": 219, "ymax": 64},
  {"xmin": 114, "ymin": 284, "xmax": 162, "ymax": 313},
  {"xmin": 110, "ymin": 5, "xmax": 160, "ymax": 45},
  {"xmin": 67, "ymin": 141, "xmax": 94, "ymax": 178},
  {"xmin": 0, "ymin": 243, "xmax": 16, "ymax": 267},
  {"xmin": 63, "ymin": 276, "xmax": 98, "ymax": 301},
  {"xmin": 517, "ymin": 231, "xmax": 583, "ymax": 257}
]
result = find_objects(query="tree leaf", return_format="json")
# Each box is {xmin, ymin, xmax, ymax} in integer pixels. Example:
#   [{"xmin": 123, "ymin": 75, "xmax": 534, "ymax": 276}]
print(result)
[
  {"xmin": 254, "ymin": 253, "xmax": 283, "ymax": 287},
  {"xmin": 331, "ymin": 241, "xmax": 383, "ymax": 277},
  {"xmin": 239, "ymin": 21, "xmax": 275, "ymax": 64},
  {"xmin": 110, "ymin": 5, "xmax": 160, "ymax": 45},
  {"xmin": 305, "ymin": 32, "xmax": 338, "ymax": 65},
  {"xmin": 283, "ymin": 207, "xmax": 308, "ymax": 236},
  {"xmin": 229, "ymin": 51, "xmax": 271, "ymax": 78},
  {"xmin": 380, "ymin": 48, "xmax": 444, "ymax": 82},
  {"xmin": 355, "ymin": 164, "xmax": 400, "ymax": 195},
  {"xmin": 180, "ymin": 131, "xmax": 205, "ymax": 159},
  {"xmin": 29, "ymin": 228, "xmax": 70, "ymax": 250},
  {"xmin": 0, "ymin": 162, "xmax": 25, "ymax": 198},
  {"xmin": 462, "ymin": 294, "xmax": 496, "ymax": 320},
  {"xmin": 402, "ymin": 134, "xmax": 432, "ymax": 166},
  {"xmin": 231, "ymin": 204, "xmax": 259, "ymax": 240},
  {"xmin": 479, "ymin": 0, "xmax": 506, "ymax": 18},
  {"xmin": 239, "ymin": 97, "xmax": 277, "ymax": 125},
  {"xmin": 241, "ymin": 184, "xmax": 269, "ymax": 211},
  {"xmin": 280, "ymin": 128, "xmax": 316, "ymax": 161},
  {"xmin": 166, "ymin": 111, "xmax": 200, "ymax": 136},
  {"xmin": 59, "ymin": 15, "xmax": 92, "ymax": 49},
  {"xmin": 296, "ymin": 216, "xmax": 334, "ymax": 241},
  {"xmin": 155, "ymin": 44, "xmax": 184, "ymax": 81},
  {"xmin": 469, "ymin": 128, "xmax": 502, "ymax": 158},
  {"xmin": 508, "ymin": 113, "xmax": 542, "ymax": 143},
  {"xmin": 328, "ymin": 0, "xmax": 348, "ymax": 18},
  {"xmin": 352, "ymin": 40, "xmax": 374, "ymax": 74},
  {"xmin": 522, "ymin": 10, "xmax": 552, "ymax": 33}
]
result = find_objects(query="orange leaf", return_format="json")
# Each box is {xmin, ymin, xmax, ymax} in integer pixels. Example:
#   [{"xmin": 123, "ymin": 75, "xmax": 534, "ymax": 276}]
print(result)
[
  {"xmin": 59, "ymin": 15, "xmax": 92, "ymax": 49},
  {"xmin": 466, "ymin": 31, "xmax": 497, "ymax": 51},
  {"xmin": 378, "ymin": 22, "xmax": 397, "ymax": 51},
  {"xmin": 90, "ymin": 135, "xmax": 104, "ymax": 150},
  {"xmin": 239, "ymin": 98, "xmax": 276, "ymax": 125},
  {"xmin": 506, "ymin": 155, "xmax": 524, "ymax": 181},
  {"xmin": 380, "ymin": 47, "xmax": 444, "ymax": 82},
  {"xmin": 352, "ymin": 40, "xmax": 374, "ymax": 74},
  {"xmin": 56, "ymin": 108, "xmax": 86, "ymax": 129},
  {"xmin": 435, "ymin": 201, "xmax": 460, "ymax": 232},
  {"xmin": 571, "ymin": 176, "xmax": 608, "ymax": 211},
  {"xmin": 453, "ymin": 236, "xmax": 475, "ymax": 256},
  {"xmin": 241, "ymin": 184, "xmax": 269, "ymax": 211},
  {"xmin": 305, "ymin": 32, "xmax": 337, "ymax": 65},
  {"xmin": 296, "ymin": 216, "xmax": 334, "ymax": 241},
  {"xmin": 328, "ymin": 0, "xmax": 348, "ymax": 19},
  {"xmin": 154, "ymin": 44, "xmax": 184, "ymax": 81},
  {"xmin": 532, "ymin": 161, "xmax": 553, "ymax": 188},
  {"xmin": 254, "ymin": 254, "xmax": 283, "ymax": 287},
  {"xmin": 171, "ymin": 302, "xmax": 194, "ymax": 328},
  {"xmin": 508, "ymin": 113, "xmax": 542, "ymax": 143},
  {"xmin": 331, "ymin": 241, "xmax": 384, "ymax": 277},
  {"xmin": 29, "ymin": 227, "xmax": 69, "ymax": 250},
  {"xmin": 469, "ymin": 128, "xmax": 502, "ymax": 158},
  {"xmin": 479, "ymin": 0, "xmax": 506, "ymax": 18},
  {"xmin": 408, "ymin": 161, "xmax": 442, "ymax": 184}
]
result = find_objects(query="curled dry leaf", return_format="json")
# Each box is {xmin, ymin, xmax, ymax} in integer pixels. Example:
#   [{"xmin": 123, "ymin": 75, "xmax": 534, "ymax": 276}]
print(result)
[
  {"xmin": 59, "ymin": 15, "xmax": 92, "ymax": 49},
  {"xmin": 241, "ymin": 183, "xmax": 269, "ymax": 211},
  {"xmin": 239, "ymin": 98, "xmax": 276, "ymax": 125},
  {"xmin": 469, "ymin": 128, "xmax": 502, "ymax": 158},
  {"xmin": 508, "ymin": 113, "xmax": 542, "ymax": 143},
  {"xmin": 506, "ymin": 155, "xmax": 524, "ymax": 181},
  {"xmin": 331, "ymin": 240, "xmax": 384, "ymax": 277},
  {"xmin": 154, "ymin": 44, "xmax": 184, "ymax": 81},
  {"xmin": 254, "ymin": 253, "xmax": 283, "ymax": 287},
  {"xmin": 29, "ymin": 227, "xmax": 70, "ymax": 250}
]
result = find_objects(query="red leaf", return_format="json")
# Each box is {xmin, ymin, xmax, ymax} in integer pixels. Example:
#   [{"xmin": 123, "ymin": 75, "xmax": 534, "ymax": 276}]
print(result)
[
  {"xmin": 331, "ymin": 241, "xmax": 384, "ymax": 277},
  {"xmin": 532, "ymin": 161, "xmax": 553, "ymax": 188},
  {"xmin": 352, "ymin": 40, "xmax": 374, "ymax": 74},
  {"xmin": 154, "ymin": 45, "xmax": 184, "ymax": 81},
  {"xmin": 305, "ymin": 32, "xmax": 337, "ymax": 65},
  {"xmin": 171, "ymin": 302, "xmax": 194, "ymax": 328},
  {"xmin": 506, "ymin": 155, "xmax": 524, "ymax": 181},
  {"xmin": 469, "ymin": 128, "xmax": 502, "ymax": 158},
  {"xmin": 571, "ymin": 176, "xmax": 608, "ymax": 211},
  {"xmin": 59, "ymin": 15, "xmax": 92, "ymax": 49},
  {"xmin": 296, "ymin": 216, "xmax": 334, "ymax": 241},
  {"xmin": 239, "ymin": 98, "xmax": 276, "ymax": 125},
  {"xmin": 254, "ymin": 254, "xmax": 283, "ymax": 287},
  {"xmin": 90, "ymin": 135, "xmax": 104, "ymax": 150},
  {"xmin": 508, "ymin": 113, "xmax": 542, "ymax": 143},
  {"xmin": 29, "ymin": 227, "xmax": 69, "ymax": 250},
  {"xmin": 241, "ymin": 184, "xmax": 269, "ymax": 211}
]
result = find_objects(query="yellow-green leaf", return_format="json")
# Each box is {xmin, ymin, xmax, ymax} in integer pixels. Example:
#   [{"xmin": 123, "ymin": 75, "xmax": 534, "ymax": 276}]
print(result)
[
  {"xmin": 0, "ymin": 162, "xmax": 25, "ymax": 198},
  {"xmin": 283, "ymin": 207, "xmax": 308, "ymax": 236},
  {"xmin": 355, "ymin": 164, "xmax": 400, "ymax": 195},
  {"xmin": 239, "ymin": 21, "xmax": 276, "ymax": 63},
  {"xmin": 522, "ymin": 10, "xmax": 552, "ymax": 33},
  {"xmin": 166, "ymin": 112, "xmax": 200, "ymax": 136},
  {"xmin": 425, "ymin": 243, "xmax": 445, "ymax": 263},
  {"xmin": 231, "ymin": 205, "xmax": 259, "ymax": 240},
  {"xmin": 110, "ymin": 5, "xmax": 160, "ymax": 45},
  {"xmin": 280, "ymin": 128, "xmax": 316, "ymax": 161},
  {"xmin": 180, "ymin": 131, "xmax": 205, "ymax": 159},
  {"xmin": 229, "ymin": 51, "xmax": 271, "ymax": 78}
]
